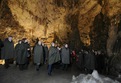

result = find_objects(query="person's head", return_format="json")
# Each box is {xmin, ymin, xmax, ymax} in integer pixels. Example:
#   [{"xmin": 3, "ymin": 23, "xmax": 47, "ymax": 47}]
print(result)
[
  {"xmin": 42, "ymin": 42, "xmax": 44, "ymax": 46},
  {"xmin": 98, "ymin": 51, "xmax": 101, "ymax": 55},
  {"xmin": 22, "ymin": 38, "xmax": 27, "ymax": 43},
  {"xmin": 18, "ymin": 40, "xmax": 22, "ymax": 44},
  {"xmin": 44, "ymin": 44, "xmax": 47, "ymax": 47},
  {"xmin": 38, "ymin": 41, "xmax": 42, "ymax": 45},
  {"xmin": 8, "ymin": 36, "xmax": 13, "ymax": 42},
  {"xmin": 65, "ymin": 44, "xmax": 68, "ymax": 48},
  {"xmin": 57, "ymin": 47, "xmax": 61, "ymax": 50},
  {"xmin": 85, "ymin": 51, "xmax": 88, "ymax": 54},
  {"xmin": 92, "ymin": 49, "xmax": 95, "ymax": 53},
  {"xmin": 51, "ymin": 42, "xmax": 55, "ymax": 47},
  {"xmin": 55, "ymin": 43, "xmax": 58, "ymax": 47},
  {"xmin": 25, "ymin": 39, "xmax": 28, "ymax": 43}
]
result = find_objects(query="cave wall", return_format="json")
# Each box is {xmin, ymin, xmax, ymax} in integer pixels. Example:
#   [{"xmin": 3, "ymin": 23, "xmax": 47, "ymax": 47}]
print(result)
[
  {"xmin": 0, "ymin": 0, "xmax": 25, "ymax": 43},
  {"xmin": 90, "ymin": 13, "xmax": 109, "ymax": 51},
  {"xmin": 0, "ymin": 0, "xmax": 121, "ymax": 55},
  {"xmin": 102, "ymin": 0, "xmax": 121, "ymax": 56}
]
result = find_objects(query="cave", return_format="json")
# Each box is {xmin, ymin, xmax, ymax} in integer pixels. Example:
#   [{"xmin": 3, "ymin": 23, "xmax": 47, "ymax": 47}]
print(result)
[{"xmin": 0, "ymin": 0, "xmax": 121, "ymax": 83}]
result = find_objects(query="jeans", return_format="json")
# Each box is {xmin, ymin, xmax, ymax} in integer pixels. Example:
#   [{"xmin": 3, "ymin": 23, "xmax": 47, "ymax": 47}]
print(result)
[{"xmin": 48, "ymin": 64, "xmax": 52, "ymax": 75}]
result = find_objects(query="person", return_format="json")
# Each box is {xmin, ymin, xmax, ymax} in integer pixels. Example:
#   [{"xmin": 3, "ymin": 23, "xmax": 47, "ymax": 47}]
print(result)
[
  {"xmin": 48, "ymin": 42, "xmax": 60, "ymax": 76},
  {"xmin": 61, "ymin": 44, "xmax": 70, "ymax": 70},
  {"xmin": 33, "ymin": 41, "xmax": 43, "ymax": 71},
  {"xmin": 84, "ymin": 50, "xmax": 96, "ymax": 74},
  {"xmin": 96, "ymin": 51, "xmax": 106, "ymax": 74},
  {"xmin": 42, "ymin": 43, "xmax": 46, "ymax": 64},
  {"xmin": 15, "ymin": 40, "xmax": 28, "ymax": 70},
  {"xmin": 71, "ymin": 50, "xmax": 77, "ymax": 63},
  {"xmin": 0, "ymin": 39, "xmax": 4, "ymax": 59},
  {"xmin": 15, "ymin": 40, "xmax": 22, "ymax": 66},
  {"xmin": 77, "ymin": 50, "xmax": 84, "ymax": 70},
  {"xmin": 43, "ymin": 44, "xmax": 48, "ymax": 64},
  {"xmin": 1, "ymin": 36, "xmax": 15, "ymax": 68},
  {"xmin": 53, "ymin": 44, "xmax": 61, "ymax": 69},
  {"xmin": 23, "ymin": 38, "xmax": 31, "ymax": 69}
]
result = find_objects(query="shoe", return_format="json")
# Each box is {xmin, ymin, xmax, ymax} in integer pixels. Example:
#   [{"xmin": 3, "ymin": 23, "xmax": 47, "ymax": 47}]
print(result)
[
  {"xmin": 48, "ymin": 73, "xmax": 51, "ymax": 76},
  {"xmin": 4, "ymin": 65, "xmax": 10, "ymax": 69},
  {"xmin": 36, "ymin": 68, "xmax": 39, "ymax": 71}
]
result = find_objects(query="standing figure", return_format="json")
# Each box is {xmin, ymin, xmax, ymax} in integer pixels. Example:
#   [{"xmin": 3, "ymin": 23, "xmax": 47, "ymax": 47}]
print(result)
[
  {"xmin": 53, "ymin": 44, "xmax": 61, "ymax": 69},
  {"xmin": 77, "ymin": 50, "xmax": 84, "ymax": 70},
  {"xmin": 42, "ymin": 43, "xmax": 46, "ymax": 64},
  {"xmin": 61, "ymin": 44, "xmax": 70, "ymax": 70},
  {"xmin": 1, "ymin": 36, "xmax": 15, "ymax": 68},
  {"xmin": 96, "ymin": 51, "xmax": 106, "ymax": 74},
  {"xmin": 48, "ymin": 42, "xmax": 60, "ymax": 76},
  {"xmin": 33, "ymin": 41, "xmax": 43, "ymax": 71},
  {"xmin": 23, "ymin": 38, "xmax": 31, "ymax": 69},
  {"xmin": 84, "ymin": 50, "xmax": 96, "ymax": 74},
  {"xmin": 44, "ymin": 44, "xmax": 48, "ymax": 64},
  {"xmin": 15, "ymin": 40, "xmax": 22, "ymax": 66},
  {"xmin": 15, "ymin": 40, "xmax": 28, "ymax": 70}
]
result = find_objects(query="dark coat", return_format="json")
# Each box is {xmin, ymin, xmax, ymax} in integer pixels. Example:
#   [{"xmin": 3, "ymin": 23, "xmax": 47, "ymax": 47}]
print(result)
[
  {"xmin": 61, "ymin": 47, "xmax": 70, "ymax": 64},
  {"xmin": 15, "ymin": 43, "xmax": 21, "ymax": 63},
  {"xmin": 48, "ymin": 46, "xmax": 60, "ymax": 65},
  {"xmin": 1, "ymin": 38, "xmax": 15, "ymax": 59},
  {"xmin": 33, "ymin": 44, "xmax": 43, "ymax": 64},
  {"xmin": 15, "ymin": 43, "xmax": 28, "ymax": 64},
  {"xmin": 78, "ymin": 52, "xmax": 84, "ymax": 68},
  {"xmin": 84, "ymin": 52, "xmax": 95, "ymax": 70},
  {"xmin": 44, "ymin": 46, "xmax": 48, "ymax": 59},
  {"xmin": 24, "ymin": 42, "xmax": 31, "ymax": 57}
]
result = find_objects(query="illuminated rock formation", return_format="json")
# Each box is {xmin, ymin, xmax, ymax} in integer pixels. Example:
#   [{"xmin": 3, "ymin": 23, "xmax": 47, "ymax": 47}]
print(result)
[{"xmin": 0, "ymin": 0, "xmax": 121, "ymax": 54}]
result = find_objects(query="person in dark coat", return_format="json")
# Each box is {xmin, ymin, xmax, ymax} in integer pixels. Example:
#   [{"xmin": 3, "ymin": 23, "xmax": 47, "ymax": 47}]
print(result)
[
  {"xmin": 61, "ymin": 44, "xmax": 70, "ymax": 70},
  {"xmin": 23, "ymin": 38, "xmax": 31, "ymax": 69},
  {"xmin": 43, "ymin": 44, "xmax": 48, "ymax": 64},
  {"xmin": 96, "ymin": 51, "xmax": 106, "ymax": 74},
  {"xmin": 1, "ymin": 36, "xmax": 15, "ymax": 68},
  {"xmin": 53, "ymin": 44, "xmax": 61, "ymax": 69},
  {"xmin": 33, "ymin": 41, "xmax": 43, "ymax": 71},
  {"xmin": 0, "ymin": 39, "xmax": 4, "ymax": 59},
  {"xmin": 48, "ymin": 42, "xmax": 60, "ymax": 76},
  {"xmin": 84, "ymin": 50, "xmax": 96, "ymax": 74},
  {"xmin": 42, "ymin": 43, "xmax": 46, "ymax": 64},
  {"xmin": 77, "ymin": 50, "xmax": 85, "ymax": 70},
  {"xmin": 15, "ymin": 40, "xmax": 28, "ymax": 70},
  {"xmin": 15, "ymin": 40, "xmax": 22, "ymax": 66}
]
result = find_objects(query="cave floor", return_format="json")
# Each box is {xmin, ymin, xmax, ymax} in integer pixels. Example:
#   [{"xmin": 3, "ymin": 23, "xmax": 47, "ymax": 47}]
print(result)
[
  {"xmin": 0, "ymin": 63, "xmax": 80, "ymax": 83},
  {"xmin": 0, "ymin": 63, "xmax": 121, "ymax": 83}
]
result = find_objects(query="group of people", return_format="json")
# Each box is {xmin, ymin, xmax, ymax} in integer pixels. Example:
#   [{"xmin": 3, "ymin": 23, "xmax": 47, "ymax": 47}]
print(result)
[
  {"xmin": 0, "ymin": 36, "xmax": 71, "ymax": 76},
  {"xmin": 0, "ymin": 36, "xmax": 108, "ymax": 76},
  {"xmin": 76, "ymin": 49, "xmax": 107, "ymax": 74}
]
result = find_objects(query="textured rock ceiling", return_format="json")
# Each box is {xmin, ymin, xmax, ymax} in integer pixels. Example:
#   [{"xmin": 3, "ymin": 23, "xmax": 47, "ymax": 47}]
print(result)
[{"xmin": 0, "ymin": 0, "xmax": 121, "ymax": 53}]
